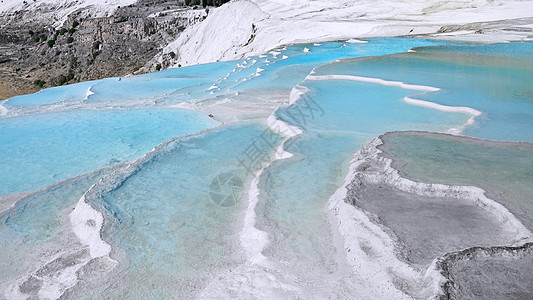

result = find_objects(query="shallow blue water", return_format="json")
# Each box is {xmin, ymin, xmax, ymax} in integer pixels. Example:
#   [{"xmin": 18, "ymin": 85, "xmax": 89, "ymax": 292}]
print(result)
[
  {"xmin": 0, "ymin": 37, "xmax": 447, "ymax": 198},
  {"xmin": 82, "ymin": 122, "xmax": 280, "ymax": 298},
  {"xmin": 3, "ymin": 80, "xmax": 99, "ymax": 108},
  {"xmin": 0, "ymin": 163, "xmax": 125, "ymax": 295},
  {"xmin": 1, "ymin": 38, "xmax": 532, "ymax": 298},
  {"xmin": 314, "ymin": 41, "xmax": 533, "ymax": 142},
  {"xmin": 254, "ymin": 68, "xmax": 471, "ymax": 295},
  {"xmin": 0, "ymin": 108, "xmax": 216, "ymax": 196}
]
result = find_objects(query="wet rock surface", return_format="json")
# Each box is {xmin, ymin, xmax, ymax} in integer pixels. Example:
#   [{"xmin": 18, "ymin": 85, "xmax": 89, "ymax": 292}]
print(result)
[
  {"xmin": 442, "ymin": 243, "xmax": 533, "ymax": 300},
  {"xmin": 347, "ymin": 132, "xmax": 533, "ymax": 299},
  {"xmin": 349, "ymin": 182, "xmax": 512, "ymax": 267},
  {"xmin": 19, "ymin": 276, "xmax": 42, "ymax": 295}
]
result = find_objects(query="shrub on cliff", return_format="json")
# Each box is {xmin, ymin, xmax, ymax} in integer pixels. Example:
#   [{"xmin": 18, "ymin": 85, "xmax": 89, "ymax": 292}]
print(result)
[
  {"xmin": 58, "ymin": 75, "xmax": 67, "ymax": 85},
  {"xmin": 33, "ymin": 79, "xmax": 45, "ymax": 87}
]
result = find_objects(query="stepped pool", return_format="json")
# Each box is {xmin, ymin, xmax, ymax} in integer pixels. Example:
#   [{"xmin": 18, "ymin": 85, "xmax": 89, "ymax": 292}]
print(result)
[{"xmin": 0, "ymin": 38, "xmax": 532, "ymax": 299}]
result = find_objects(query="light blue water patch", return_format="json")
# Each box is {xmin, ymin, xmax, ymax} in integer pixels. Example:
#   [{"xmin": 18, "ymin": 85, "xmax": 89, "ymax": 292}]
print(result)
[
  {"xmin": 154, "ymin": 38, "xmax": 447, "ymax": 104},
  {"xmin": 1, "ymin": 37, "xmax": 528, "ymax": 298},
  {"xmin": 277, "ymin": 79, "xmax": 468, "ymax": 134},
  {"xmin": 423, "ymin": 42, "xmax": 533, "ymax": 60},
  {"xmin": 251, "ymin": 41, "xmax": 533, "ymax": 295},
  {"xmin": 253, "ymin": 76, "xmax": 470, "ymax": 295},
  {"xmin": 87, "ymin": 60, "xmax": 241, "ymax": 104},
  {"xmin": 1, "ymin": 38, "xmax": 447, "ymax": 198},
  {"xmin": 0, "ymin": 108, "xmax": 216, "ymax": 197},
  {"xmin": 83, "ymin": 122, "xmax": 281, "ymax": 298},
  {"xmin": 3, "ymin": 80, "xmax": 102, "ymax": 108},
  {"xmin": 2, "ymin": 38, "xmax": 447, "ymax": 112},
  {"xmin": 2, "ymin": 60, "xmax": 239, "ymax": 112},
  {"xmin": 148, "ymin": 38, "xmax": 448, "ymax": 114},
  {"xmin": 140, "ymin": 59, "xmax": 239, "ymax": 80},
  {"xmin": 232, "ymin": 38, "xmax": 448, "ymax": 93},
  {"xmin": 85, "ymin": 77, "xmax": 208, "ymax": 103},
  {"xmin": 0, "ymin": 164, "xmax": 123, "ymax": 291},
  {"xmin": 314, "ymin": 42, "xmax": 533, "ymax": 142}
]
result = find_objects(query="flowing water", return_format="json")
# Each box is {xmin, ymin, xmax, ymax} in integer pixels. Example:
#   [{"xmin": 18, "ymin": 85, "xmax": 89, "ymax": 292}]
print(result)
[{"xmin": 0, "ymin": 38, "xmax": 532, "ymax": 299}]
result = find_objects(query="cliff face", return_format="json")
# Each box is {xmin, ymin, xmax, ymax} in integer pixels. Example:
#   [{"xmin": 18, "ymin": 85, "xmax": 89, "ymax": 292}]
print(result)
[{"xmin": 0, "ymin": 0, "xmax": 208, "ymax": 100}]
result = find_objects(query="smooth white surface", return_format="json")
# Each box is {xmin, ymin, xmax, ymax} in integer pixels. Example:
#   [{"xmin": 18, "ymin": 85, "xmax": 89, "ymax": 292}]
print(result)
[{"xmin": 164, "ymin": 0, "xmax": 533, "ymax": 67}]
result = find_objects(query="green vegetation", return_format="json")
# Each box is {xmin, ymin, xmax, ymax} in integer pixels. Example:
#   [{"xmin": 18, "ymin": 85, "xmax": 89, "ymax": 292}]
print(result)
[
  {"xmin": 40, "ymin": 35, "xmax": 47, "ymax": 42},
  {"xmin": 67, "ymin": 71, "xmax": 74, "ymax": 82},
  {"xmin": 72, "ymin": 20, "xmax": 79, "ymax": 28},
  {"xmin": 93, "ymin": 51, "xmax": 100, "ymax": 59},
  {"xmin": 70, "ymin": 57, "xmax": 78, "ymax": 67},
  {"xmin": 67, "ymin": 37, "xmax": 74, "ymax": 43},
  {"xmin": 69, "ymin": 28, "xmax": 76, "ymax": 34},
  {"xmin": 58, "ymin": 75, "xmax": 67, "ymax": 86},
  {"xmin": 47, "ymin": 40, "xmax": 55, "ymax": 48},
  {"xmin": 169, "ymin": 52, "xmax": 176, "ymax": 59},
  {"xmin": 156, "ymin": 64, "xmax": 162, "ymax": 71},
  {"xmin": 59, "ymin": 28, "xmax": 67, "ymax": 35},
  {"xmin": 33, "ymin": 79, "xmax": 45, "ymax": 88},
  {"xmin": 56, "ymin": 70, "xmax": 74, "ymax": 86},
  {"xmin": 28, "ymin": 30, "xmax": 34, "ymax": 35}
]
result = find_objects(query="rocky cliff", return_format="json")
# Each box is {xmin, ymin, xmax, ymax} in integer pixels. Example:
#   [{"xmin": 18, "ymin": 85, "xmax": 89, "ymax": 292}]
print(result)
[{"xmin": 0, "ymin": 0, "xmax": 208, "ymax": 99}]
